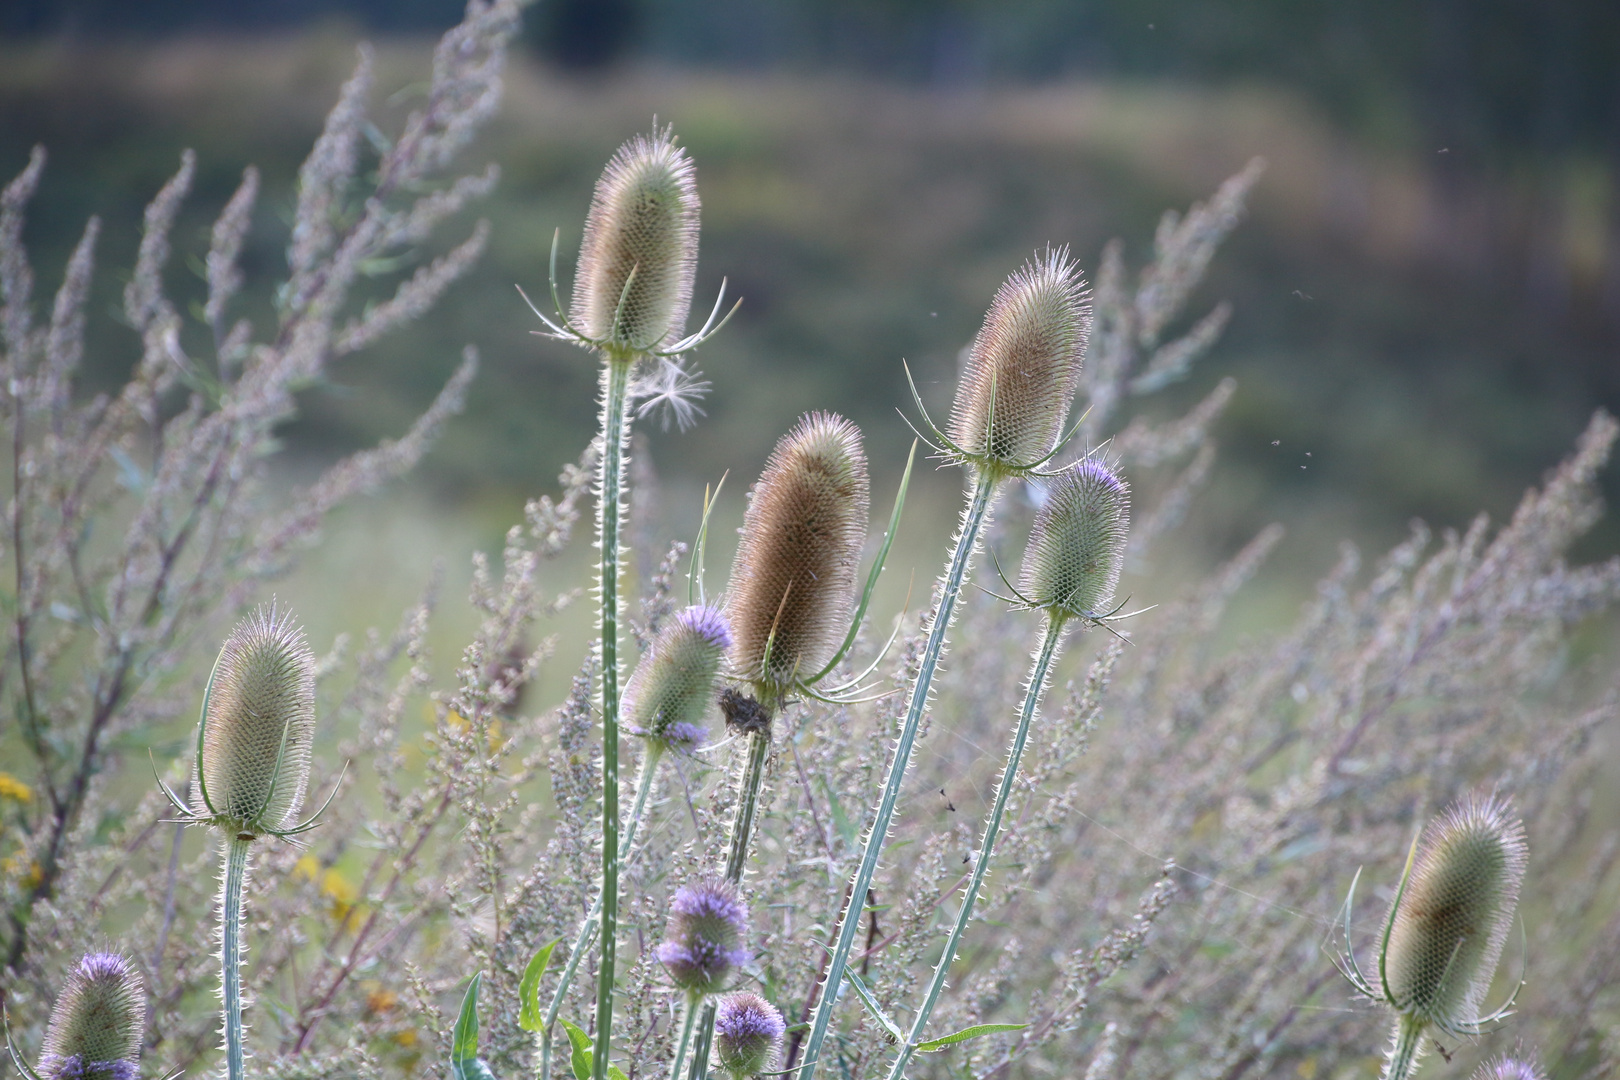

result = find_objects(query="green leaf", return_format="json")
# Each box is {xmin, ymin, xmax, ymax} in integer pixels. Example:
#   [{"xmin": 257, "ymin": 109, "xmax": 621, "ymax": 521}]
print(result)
[
  {"xmin": 608, "ymin": 1068, "xmax": 630, "ymax": 1080},
  {"xmin": 842, "ymin": 968, "xmax": 902, "ymax": 1043},
  {"xmin": 517, "ymin": 937, "xmax": 562, "ymax": 1032},
  {"xmin": 450, "ymin": 974, "xmax": 499, "ymax": 1080},
  {"xmin": 559, "ymin": 1018, "xmax": 592, "ymax": 1080},
  {"xmin": 915, "ymin": 1023, "xmax": 1027, "ymax": 1053}
]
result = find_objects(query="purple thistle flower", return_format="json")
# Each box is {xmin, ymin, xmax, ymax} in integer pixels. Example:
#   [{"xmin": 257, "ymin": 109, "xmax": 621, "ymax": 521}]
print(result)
[
  {"xmin": 714, "ymin": 991, "xmax": 785, "ymax": 1079},
  {"xmin": 655, "ymin": 879, "xmax": 750, "ymax": 995},
  {"xmin": 39, "ymin": 953, "xmax": 145, "ymax": 1080}
]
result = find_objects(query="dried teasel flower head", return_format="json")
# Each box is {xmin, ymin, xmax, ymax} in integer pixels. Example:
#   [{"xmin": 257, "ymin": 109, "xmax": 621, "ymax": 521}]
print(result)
[
  {"xmin": 1019, "ymin": 458, "xmax": 1130, "ymax": 621},
  {"xmin": 1469, "ymin": 1057, "xmax": 1546, "ymax": 1080},
  {"xmin": 38, "ymin": 953, "xmax": 145, "ymax": 1080},
  {"xmin": 570, "ymin": 126, "xmax": 700, "ymax": 352},
  {"xmin": 625, "ymin": 604, "xmax": 731, "ymax": 754},
  {"xmin": 198, "ymin": 605, "xmax": 317, "ymax": 836},
  {"xmin": 947, "ymin": 247, "xmax": 1089, "ymax": 475},
  {"xmin": 1383, "ymin": 793, "xmax": 1527, "ymax": 1032},
  {"xmin": 714, "ymin": 991, "xmax": 786, "ymax": 1079},
  {"xmin": 725, "ymin": 413, "xmax": 869, "ymax": 698},
  {"xmin": 654, "ymin": 879, "xmax": 750, "ymax": 996}
]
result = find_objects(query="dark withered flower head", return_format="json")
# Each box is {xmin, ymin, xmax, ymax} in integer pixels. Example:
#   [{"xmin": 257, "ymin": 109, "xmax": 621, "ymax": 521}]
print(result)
[
  {"xmin": 1384, "ymin": 793, "xmax": 1527, "ymax": 1030},
  {"xmin": 1019, "ymin": 458, "xmax": 1130, "ymax": 620},
  {"xmin": 947, "ymin": 247, "xmax": 1089, "ymax": 474},
  {"xmin": 625, "ymin": 604, "xmax": 731, "ymax": 753},
  {"xmin": 39, "ymin": 953, "xmax": 145, "ymax": 1080},
  {"xmin": 714, "ymin": 991, "xmax": 786, "ymax": 1079},
  {"xmin": 725, "ymin": 412, "xmax": 869, "ymax": 697},
  {"xmin": 654, "ymin": 879, "xmax": 750, "ymax": 995},
  {"xmin": 199, "ymin": 605, "xmax": 316, "ymax": 835},
  {"xmin": 570, "ymin": 126, "xmax": 700, "ymax": 352}
]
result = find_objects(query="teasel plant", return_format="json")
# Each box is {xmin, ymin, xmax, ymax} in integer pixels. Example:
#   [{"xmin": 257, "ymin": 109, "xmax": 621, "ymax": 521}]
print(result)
[
  {"xmin": 531, "ymin": 605, "xmax": 731, "ymax": 1080},
  {"xmin": 655, "ymin": 880, "xmax": 751, "ymax": 1078},
  {"xmin": 1333, "ymin": 793, "xmax": 1529, "ymax": 1080},
  {"xmin": 518, "ymin": 126, "xmax": 737, "ymax": 1080},
  {"xmin": 4, "ymin": 952, "xmax": 177, "ymax": 1080},
  {"xmin": 800, "ymin": 247, "xmax": 1090, "ymax": 1077},
  {"xmin": 712, "ymin": 993, "xmax": 785, "ymax": 1080},
  {"xmin": 152, "ymin": 606, "xmax": 328, "ymax": 1080},
  {"xmin": 680, "ymin": 411, "xmax": 913, "ymax": 1080},
  {"xmin": 883, "ymin": 456, "xmax": 1135, "ymax": 1078}
]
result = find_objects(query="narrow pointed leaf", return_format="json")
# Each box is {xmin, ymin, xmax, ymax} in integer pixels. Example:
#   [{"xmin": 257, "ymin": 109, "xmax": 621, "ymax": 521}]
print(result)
[
  {"xmin": 518, "ymin": 937, "xmax": 562, "ymax": 1032},
  {"xmin": 843, "ymin": 968, "xmax": 903, "ymax": 1043},
  {"xmin": 450, "ymin": 974, "xmax": 498, "ymax": 1080},
  {"xmin": 915, "ymin": 1023, "xmax": 1027, "ymax": 1053},
  {"xmin": 560, "ymin": 1018, "xmax": 592, "ymax": 1080}
]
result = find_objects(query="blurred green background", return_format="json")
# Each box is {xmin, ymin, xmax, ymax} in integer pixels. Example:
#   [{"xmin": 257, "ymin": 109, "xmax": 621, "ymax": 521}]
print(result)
[{"xmin": 3, "ymin": 0, "xmax": 1618, "ymax": 653}]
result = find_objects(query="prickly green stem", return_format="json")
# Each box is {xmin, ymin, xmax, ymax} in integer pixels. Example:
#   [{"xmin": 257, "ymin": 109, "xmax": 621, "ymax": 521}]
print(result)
[
  {"xmin": 682, "ymin": 1006, "xmax": 715, "ymax": 1080},
  {"xmin": 1382, "ymin": 1014, "xmax": 1427, "ymax": 1080},
  {"xmin": 592, "ymin": 353, "xmax": 634, "ymax": 1080},
  {"xmin": 669, "ymin": 994, "xmax": 701, "ymax": 1080},
  {"xmin": 220, "ymin": 836, "xmax": 251, "ymax": 1080},
  {"xmin": 801, "ymin": 469, "xmax": 999, "ymax": 1079},
  {"xmin": 541, "ymin": 747, "xmax": 661, "ymax": 1080},
  {"xmin": 887, "ymin": 612, "xmax": 1067, "ymax": 1080}
]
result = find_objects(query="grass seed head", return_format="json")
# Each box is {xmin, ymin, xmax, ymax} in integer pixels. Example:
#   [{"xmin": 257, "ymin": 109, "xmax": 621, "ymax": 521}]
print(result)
[
  {"xmin": 725, "ymin": 412, "xmax": 869, "ymax": 698},
  {"xmin": 655, "ymin": 879, "xmax": 750, "ymax": 996},
  {"xmin": 625, "ymin": 604, "xmax": 731, "ymax": 753},
  {"xmin": 571, "ymin": 126, "xmax": 699, "ymax": 352},
  {"xmin": 1384, "ymin": 793, "xmax": 1527, "ymax": 1030},
  {"xmin": 714, "ymin": 991, "xmax": 785, "ymax": 1079},
  {"xmin": 1020, "ymin": 458, "xmax": 1130, "ymax": 619},
  {"xmin": 199, "ymin": 605, "xmax": 316, "ymax": 836},
  {"xmin": 948, "ymin": 247, "xmax": 1089, "ymax": 474},
  {"xmin": 39, "ymin": 953, "xmax": 145, "ymax": 1080}
]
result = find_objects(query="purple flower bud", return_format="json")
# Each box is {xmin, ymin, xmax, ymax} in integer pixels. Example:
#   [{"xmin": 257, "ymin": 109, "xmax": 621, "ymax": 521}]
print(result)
[
  {"xmin": 714, "ymin": 991, "xmax": 785, "ymax": 1079},
  {"xmin": 655, "ymin": 879, "xmax": 750, "ymax": 995},
  {"xmin": 625, "ymin": 605, "xmax": 731, "ymax": 753}
]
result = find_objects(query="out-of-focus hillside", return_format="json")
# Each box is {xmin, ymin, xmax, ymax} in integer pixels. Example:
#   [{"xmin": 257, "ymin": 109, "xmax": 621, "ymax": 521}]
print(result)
[{"xmin": 2, "ymin": 32, "xmax": 1617, "ymax": 590}]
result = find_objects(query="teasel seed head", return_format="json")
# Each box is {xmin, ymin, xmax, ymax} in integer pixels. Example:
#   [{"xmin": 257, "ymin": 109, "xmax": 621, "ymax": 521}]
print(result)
[
  {"xmin": 725, "ymin": 412, "xmax": 869, "ymax": 699},
  {"xmin": 625, "ymin": 604, "xmax": 731, "ymax": 754},
  {"xmin": 1384, "ymin": 793, "xmax": 1527, "ymax": 1031},
  {"xmin": 713, "ymin": 991, "xmax": 785, "ymax": 1079},
  {"xmin": 199, "ymin": 605, "xmax": 316, "ymax": 836},
  {"xmin": 571, "ymin": 126, "xmax": 699, "ymax": 353},
  {"xmin": 947, "ymin": 247, "xmax": 1089, "ymax": 475},
  {"xmin": 1469, "ymin": 1057, "xmax": 1545, "ymax": 1080},
  {"xmin": 654, "ymin": 879, "xmax": 750, "ymax": 996},
  {"xmin": 38, "ymin": 953, "xmax": 145, "ymax": 1080},
  {"xmin": 1019, "ymin": 458, "xmax": 1130, "ymax": 620}
]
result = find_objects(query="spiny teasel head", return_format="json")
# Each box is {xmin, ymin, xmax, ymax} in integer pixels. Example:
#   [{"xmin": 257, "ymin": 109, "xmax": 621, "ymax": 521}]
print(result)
[
  {"xmin": 713, "ymin": 991, "xmax": 785, "ymax": 1079},
  {"xmin": 1383, "ymin": 793, "xmax": 1527, "ymax": 1031},
  {"xmin": 625, "ymin": 604, "xmax": 731, "ymax": 754},
  {"xmin": 199, "ymin": 605, "xmax": 317, "ymax": 836},
  {"xmin": 1019, "ymin": 458, "xmax": 1130, "ymax": 621},
  {"xmin": 654, "ymin": 879, "xmax": 750, "ymax": 996},
  {"xmin": 37, "ymin": 953, "xmax": 145, "ymax": 1080},
  {"xmin": 570, "ymin": 126, "xmax": 699, "ymax": 353},
  {"xmin": 725, "ymin": 412, "xmax": 869, "ymax": 699},
  {"xmin": 947, "ymin": 247, "xmax": 1089, "ymax": 475},
  {"xmin": 1469, "ymin": 1056, "xmax": 1545, "ymax": 1080}
]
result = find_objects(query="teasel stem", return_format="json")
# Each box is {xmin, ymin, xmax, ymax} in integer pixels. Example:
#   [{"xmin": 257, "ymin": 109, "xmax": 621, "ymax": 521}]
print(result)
[
  {"xmin": 220, "ymin": 835, "xmax": 251, "ymax": 1080},
  {"xmin": 886, "ymin": 611, "xmax": 1067, "ymax": 1080},
  {"xmin": 1383, "ymin": 1013, "xmax": 1426, "ymax": 1080},
  {"xmin": 542, "ymin": 745, "xmax": 661, "ymax": 1080},
  {"xmin": 593, "ymin": 352, "xmax": 634, "ymax": 1080},
  {"xmin": 679, "ymin": 713, "xmax": 773, "ymax": 1080},
  {"xmin": 801, "ymin": 468, "xmax": 999, "ymax": 1078},
  {"xmin": 669, "ymin": 992, "xmax": 701, "ymax": 1080}
]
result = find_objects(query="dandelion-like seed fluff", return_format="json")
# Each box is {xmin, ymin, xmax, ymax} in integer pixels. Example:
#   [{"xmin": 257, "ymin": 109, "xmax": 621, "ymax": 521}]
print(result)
[{"xmin": 37, "ymin": 953, "xmax": 145, "ymax": 1080}]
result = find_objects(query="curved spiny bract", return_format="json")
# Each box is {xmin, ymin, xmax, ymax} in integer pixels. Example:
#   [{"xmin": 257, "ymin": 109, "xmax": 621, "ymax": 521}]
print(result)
[
  {"xmin": 38, "ymin": 954, "xmax": 145, "ymax": 1080},
  {"xmin": 1020, "ymin": 458, "xmax": 1130, "ymax": 620},
  {"xmin": 947, "ymin": 247, "xmax": 1089, "ymax": 476},
  {"xmin": 199, "ymin": 605, "xmax": 316, "ymax": 836},
  {"xmin": 625, "ymin": 604, "xmax": 731, "ymax": 754},
  {"xmin": 1384, "ymin": 793, "xmax": 1526, "ymax": 1033},
  {"xmin": 571, "ymin": 127, "xmax": 699, "ymax": 353},
  {"xmin": 725, "ymin": 412, "xmax": 869, "ymax": 701},
  {"xmin": 714, "ymin": 992, "xmax": 785, "ymax": 1080}
]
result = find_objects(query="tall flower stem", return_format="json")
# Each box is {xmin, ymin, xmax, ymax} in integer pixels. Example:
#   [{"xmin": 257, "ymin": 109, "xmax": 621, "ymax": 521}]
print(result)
[
  {"xmin": 801, "ymin": 469, "xmax": 999, "ymax": 1078},
  {"xmin": 1383, "ymin": 1014, "xmax": 1426, "ymax": 1080},
  {"xmin": 886, "ymin": 613, "xmax": 1067, "ymax": 1080},
  {"xmin": 680, "ymin": 721, "xmax": 773, "ymax": 1080},
  {"xmin": 669, "ymin": 993, "xmax": 702, "ymax": 1080},
  {"xmin": 542, "ymin": 746, "xmax": 661, "ymax": 1080},
  {"xmin": 593, "ymin": 353, "xmax": 635, "ymax": 1080},
  {"xmin": 219, "ymin": 835, "xmax": 252, "ymax": 1080}
]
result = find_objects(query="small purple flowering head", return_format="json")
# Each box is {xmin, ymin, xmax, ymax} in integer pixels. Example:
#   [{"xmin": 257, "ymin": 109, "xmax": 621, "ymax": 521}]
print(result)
[
  {"xmin": 1470, "ymin": 1058, "xmax": 1545, "ymax": 1080},
  {"xmin": 654, "ymin": 879, "xmax": 749, "ymax": 995},
  {"xmin": 38, "ymin": 953, "xmax": 145, "ymax": 1080},
  {"xmin": 1019, "ymin": 458, "xmax": 1130, "ymax": 620},
  {"xmin": 714, "ymin": 992, "xmax": 785, "ymax": 1079},
  {"xmin": 625, "ymin": 605, "xmax": 731, "ymax": 754}
]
